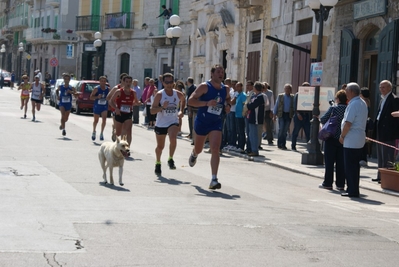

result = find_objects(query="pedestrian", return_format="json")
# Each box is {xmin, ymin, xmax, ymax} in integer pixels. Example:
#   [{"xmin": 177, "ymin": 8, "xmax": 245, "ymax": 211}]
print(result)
[
  {"xmin": 246, "ymin": 81, "xmax": 268, "ymax": 156},
  {"xmin": 263, "ymin": 82, "xmax": 275, "ymax": 145},
  {"xmin": 144, "ymin": 79, "xmax": 157, "ymax": 129},
  {"xmin": 11, "ymin": 71, "xmax": 15, "ymax": 89},
  {"xmin": 319, "ymin": 89, "xmax": 347, "ymax": 190},
  {"xmin": 359, "ymin": 87, "xmax": 372, "ymax": 167},
  {"xmin": 56, "ymin": 73, "xmax": 77, "ymax": 136},
  {"xmin": 339, "ymin": 82, "xmax": 368, "ymax": 197},
  {"xmin": 132, "ymin": 79, "xmax": 142, "ymax": 124},
  {"xmin": 291, "ymin": 82, "xmax": 312, "ymax": 151},
  {"xmin": 156, "ymin": 5, "xmax": 170, "ymax": 34},
  {"xmin": 90, "ymin": 76, "xmax": 109, "ymax": 141},
  {"xmin": 175, "ymin": 80, "xmax": 185, "ymax": 136},
  {"xmin": 141, "ymin": 77, "xmax": 151, "ymax": 126},
  {"xmin": 232, "ymin": 82, "xmax": 247, "ymax": 153},
  {"xmin": 185, "ymin": 77, "xmax": 196, "ymax": 139},
  {"xmin": 36, "ymin": 69, "xmax": 42, "ymax": 82},
  {"xmin": 30, "ymin": 75, "xmax": 45, "ymax": 122},
  {"xmin": 226, "ymin": 79, "xmax": 238, "ymax": 150},
  {"xmin": 372, "ymin": 80, "xmax": 399, "ymax": 183},
  {"xmin": 0, "ymin": 72, "xmax": 4, "ymax": 89},
  {"xmin": 109, "ymin": 75, "xmax": 138, "ymax": 149},
  {"xmin": 106, "ymin": 73, "xmax": 128, "ymax": 141},
  {"xmin": 244, "ymin": 80, "xmax": 256, "ymax": 153},
  {"xmin": 18, "ymin": 75, "xmax": 31, "ymax": 119},
  {"xmin": 188, "ymin": 64, "xmax": 231, "ymax": 190},
  {"xmin": 151, "ymin": 73, "xmax": 186, "ymax": 175},
  {"xmin": 273, "ymin": 84, "xmax": 294, "ymax": 150}
]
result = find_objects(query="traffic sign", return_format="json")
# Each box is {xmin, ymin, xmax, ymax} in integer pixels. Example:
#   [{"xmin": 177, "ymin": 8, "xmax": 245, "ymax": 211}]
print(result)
[
  {"xmin": 26, "ymin": 54, "xmax": 31, "ymax": 60},
  {"xmin": 50, "ymin": 57, "xmax": 58, "ymax": 67},
  {"xmin": 310, "ymin": 62, "xmax": 323, "ymax": 86},
  {"xmin": 297, "ymin": 86, "xmax": 336, "ymax": 116}
]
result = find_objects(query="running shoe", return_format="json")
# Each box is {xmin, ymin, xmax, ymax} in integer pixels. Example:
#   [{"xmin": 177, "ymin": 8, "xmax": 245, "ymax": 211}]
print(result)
[
  {"xmin": 209, "ymin": 179, "xmax": 222, "ymax": 190},
  {"xmin": 23, "ymin": 114, "xmax": 26, "ymax": 119},
  {"xmin": 91, "ymin": 131, "xmax": 96, "ymax": 141},
  {"xmin": 168, "ymin": 159, "xmax": 176, "ymax": 170},
  {"xmin": 100, "ymin": 133, "xmax": 104, "ymax": 141},
  {"xmin": 62, "ymin": 129, "xmax": 66, "ymax": 136},
  {"xmin": 188, "ymin": 152, "xmax": 197, "ymax": 167},
  {"xmin": 155, "ymin": 163, "xmax": 162, "ymax": 175},
  {"xmin": 32, "ymin": 116, "xmax": 35, "ymax": 122}
]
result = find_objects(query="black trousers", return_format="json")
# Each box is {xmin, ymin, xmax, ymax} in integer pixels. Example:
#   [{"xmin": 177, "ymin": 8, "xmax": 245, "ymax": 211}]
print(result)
[
  {"xmin": 323, "ymin": 138, "xmax": 345, "ymax": 188},
  {"xmin": 344, "ymin": 147, "xmax": 362, "ymax": 196}
]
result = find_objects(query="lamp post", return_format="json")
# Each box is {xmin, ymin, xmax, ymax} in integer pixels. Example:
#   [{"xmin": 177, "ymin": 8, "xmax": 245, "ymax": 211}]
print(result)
[
  {"xmin": 18, "ymin": 42, "xmax": 24, "ymax": 85},
  {"xmin": 93, "ymin": 31, "xmax": 102, "ymax": 80},
  {"xmin": 166, "ymin": 15, "xmax": 182, "ymax": 76},
  {"xmin": 302, "ymin": 0, "xmax": 338, "ymax": 165},
  {"xmin": 1, "ymin": 44, "xmax": 5, "ymax": 71}
]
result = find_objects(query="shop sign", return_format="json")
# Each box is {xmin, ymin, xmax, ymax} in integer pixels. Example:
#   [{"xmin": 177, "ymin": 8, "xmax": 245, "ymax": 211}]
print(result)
[{"xmin": 354, "ymin": 0, "xmax": 387, "ymax": 21}]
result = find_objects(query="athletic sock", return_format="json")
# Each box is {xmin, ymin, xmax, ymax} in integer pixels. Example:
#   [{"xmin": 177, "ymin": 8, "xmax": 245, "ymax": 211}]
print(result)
[
  {"xmin": 168, "ymin": 156, "xmax": 173, "ymax": 161},
  {"xmin": 212, "ymin": 175, "xmax": 217, "ymax": 181},
  {"xmin": 156, "ymin": 161, "xmax": 161, "ymax": 165}
]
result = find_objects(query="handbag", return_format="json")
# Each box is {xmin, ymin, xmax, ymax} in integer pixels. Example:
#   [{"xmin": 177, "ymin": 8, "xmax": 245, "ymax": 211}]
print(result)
[{"xmin": 318, "ymin": 108, "xmax": 338, "ymax": 141}]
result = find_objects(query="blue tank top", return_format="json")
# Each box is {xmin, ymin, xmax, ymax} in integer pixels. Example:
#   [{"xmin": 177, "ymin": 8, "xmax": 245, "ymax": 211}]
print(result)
[
  {"xmin": 94, "ymin": 86, "xmax": 109, "ymax": 106},
  {"xmin": 196, "ymin": 81, "xmax": 227, "ymax": 123},
  {"xmin": 59, "ymin": 84, "xmax": 72, "ymax": 104}
]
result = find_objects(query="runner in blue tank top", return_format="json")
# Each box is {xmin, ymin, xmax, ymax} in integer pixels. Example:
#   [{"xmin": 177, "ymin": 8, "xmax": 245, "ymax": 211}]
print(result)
[
  {"xmin": 90, "ymin": 76, "xmax": 110, "ymax": 141},
  {"xmin": 187, "ymin": 64, "xmax": 231, "ymax": 190},
  {"xmin": 56, "ymin": 73, "xmax": 77, "ymax": 136}
]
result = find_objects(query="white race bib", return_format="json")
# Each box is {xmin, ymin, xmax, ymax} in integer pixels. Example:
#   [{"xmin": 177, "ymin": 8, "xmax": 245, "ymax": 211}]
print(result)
[
  {"xmin": 207, "ymin": 105, "xmax": 222, "ymax": 115},
  {"xmin": 22, "ymin": 90, "xmax": 29, "ymax": 96},
  {"xmin": 62, "ymin": 96, "xmax": 70, "ymax": 103},
  {"xmin": 98, "ymin": 99, "xmax": 107, "ymax": 105},
  {"xmin": 164, "ymin": 107, "xmax": 177, "ymax": 116},
  {"xmin": 120, "ymin": 105, "xmax": 131, "ymax": 113}
]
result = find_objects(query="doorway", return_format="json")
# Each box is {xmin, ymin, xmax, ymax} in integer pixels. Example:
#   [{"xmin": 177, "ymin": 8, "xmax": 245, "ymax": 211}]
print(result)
[{"xmin": 120, "ymin": 53, "xmax": 130, "ymax": 75}]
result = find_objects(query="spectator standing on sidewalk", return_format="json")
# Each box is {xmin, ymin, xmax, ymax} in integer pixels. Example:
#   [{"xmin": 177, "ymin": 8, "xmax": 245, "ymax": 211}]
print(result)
[
  {"xmin": 339, "ymin": 82, "xmax": 368, "ymax": 197},
  {"xmin": 226, "ymin": 79, "xmax": 238, "ymax": 149},
  {"xmin": 359, "ymin": 87, "xmax": 372, "ymax": 167},
  {"xmin": 132, "ymin": 79, "xmax": 142, "ymax": 124},
  {"xmin": 273, "ymin": 84, "xmax": 294, "ymax": 150},
  {"xmin": 291, "ymin": 82, "xmax": 312, "ymax": 151},
  {"xmin": 185, "ymin": 77, "xmax": 196, "ymax": 139},
  {"xmin": 319, "ymin": 89, "xmax": 347, "ymax": 191},
  {"xmin": 263, "ymin": 82, "xmax": 275, "ymax": 145},
  {"xmin": 372, "ymin": 80, "xmax": 399, "ymax": 183},
  {"xmin": 232, "ymin": 82, "xmax": 247, "ymax": 153},
  {"xmin": 141, "ymin": 77, "xmax": 151, "ymax": 125}
]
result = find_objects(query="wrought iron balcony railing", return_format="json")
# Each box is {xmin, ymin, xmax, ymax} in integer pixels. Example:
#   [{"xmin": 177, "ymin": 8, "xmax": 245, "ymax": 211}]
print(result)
[
  {"xmin": 76, "ymin": 15, "xmax": 102, "ymax": 32},
  {"xmin": 104, "ymin": 12, "xmax": 134, "ymax": 30}
]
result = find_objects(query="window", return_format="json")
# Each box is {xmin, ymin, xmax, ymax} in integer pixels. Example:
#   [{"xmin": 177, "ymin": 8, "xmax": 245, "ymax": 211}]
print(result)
[
  {"xmin": 297, "ymin": 18, "xmax": 313, "ymax": 36},
  {"xmin": 250, "ymin": 30, "xmax": 261, "ymax": 44}
]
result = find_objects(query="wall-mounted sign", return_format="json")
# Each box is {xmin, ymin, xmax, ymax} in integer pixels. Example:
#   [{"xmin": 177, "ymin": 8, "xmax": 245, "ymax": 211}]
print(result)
[
  {"xmin": 310, "ymin": 62, "xmax": 323, "ymax": 87},
  {"xmin": 354, "ymin": 0, "xmax": 387, "ymax": 21},
  {"xmin": 84, "ymin": 43, "xmax": 96, "ymax": 52}
]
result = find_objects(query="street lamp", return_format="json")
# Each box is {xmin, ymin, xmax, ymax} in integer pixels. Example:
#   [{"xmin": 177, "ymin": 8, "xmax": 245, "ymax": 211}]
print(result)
[
  {"xmin": 1, "ymin": 44, "xmax": 5, "ymax": 72},
  {"xmin": 166, "ymin": 15, "xmax": 182, "ymax": 75},
  {"xmin": 302, "ymin": 0, "xmax": 338, "ymax": 166},
  {"xmin": 93, "ymin": 31, "xmax": 102, "ymax": 80},
  {"xmin": 18, "ymin": 42, "xmax": 24, "ymax": 85}
]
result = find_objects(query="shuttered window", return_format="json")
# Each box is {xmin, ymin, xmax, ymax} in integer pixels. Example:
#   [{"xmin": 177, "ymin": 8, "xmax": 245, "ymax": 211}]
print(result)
[
  {"xmin": 246, "ymin": 51, "xmax": 260, "ymax": 82},
  {"xmin": 297, "ymin": 18, "xmax": 312, "ymax": 36},
  {"xmin": 250, "ymin": 30, "xmax": 261, "ymax": 44}
]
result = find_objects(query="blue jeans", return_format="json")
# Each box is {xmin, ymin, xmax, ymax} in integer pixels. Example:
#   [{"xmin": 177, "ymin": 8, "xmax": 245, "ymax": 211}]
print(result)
[
  {"xmin": 227, "ymin": 112, "xmax": 237, "ymax": 146},
  {"xmin": 235, "ymin": 117, "xmax": 246, "ymax": 150},
  {"xmin": 291, "ymin": 112, "xmax": 311, "ymax": 148},
  {"xmin": 248, "ymin": 123, "xmax": 259, "ymax": 153},
  {"xmin": 245, "ymin": 117, "xmax": 251, "ymax": 152},
  {"xmin": 277, "ymin": 113, "xmax": 292, "ymax": 148}
]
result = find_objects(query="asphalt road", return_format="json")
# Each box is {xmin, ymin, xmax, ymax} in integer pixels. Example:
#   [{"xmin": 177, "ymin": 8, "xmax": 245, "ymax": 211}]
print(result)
[{"xmin": 1, "ymin": 87, "xmax": 399, "ymax": 267}]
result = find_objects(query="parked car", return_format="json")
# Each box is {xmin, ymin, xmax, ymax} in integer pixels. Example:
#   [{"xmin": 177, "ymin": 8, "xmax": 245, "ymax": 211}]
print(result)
[
  {"xmin": 72, "ymin": 80, "xmax": 111, "ymax": 115},
  {"xmin": 1, "ymin": 71, "xmax": 11, "ymax": 87},
  {"xmin": 50, "ymin": 79, "xmax": 79, "ymax": 109}
]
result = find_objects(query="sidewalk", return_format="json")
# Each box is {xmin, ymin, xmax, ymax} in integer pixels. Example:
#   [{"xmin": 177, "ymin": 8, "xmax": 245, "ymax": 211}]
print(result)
[{"xmin": 137, "ymin": 111, "xmax": 399, "ymax": 197}]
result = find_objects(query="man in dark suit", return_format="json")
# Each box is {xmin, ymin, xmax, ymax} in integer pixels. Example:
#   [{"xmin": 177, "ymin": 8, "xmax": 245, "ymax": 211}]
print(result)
[{"xmin": 373, "ymin": 80, "xmax": 399, "ymax": 182}]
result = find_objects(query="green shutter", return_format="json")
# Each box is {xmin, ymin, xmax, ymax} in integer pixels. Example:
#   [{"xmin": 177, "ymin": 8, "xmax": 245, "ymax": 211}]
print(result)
[
  {"xmin": 54, "ymin": 16, "xmax": 58, "ymax": 29},
  {"xmin": 47, "ymin": 16, "xmax": 50, "ymax": 27},
  {"xmin": 91, "ymin": 0, "xmax": 101, "ymax": 31},
  {"xmin": 122, "ymin": 0, "xmax": 130, "ymax": 12},
  {"xmin": 159, "ymin": 0, "xmax": 166, "ymax": 35},
  {"xmin": 172, "ymin": 0, "xmax": 179, "ymax": 15}
]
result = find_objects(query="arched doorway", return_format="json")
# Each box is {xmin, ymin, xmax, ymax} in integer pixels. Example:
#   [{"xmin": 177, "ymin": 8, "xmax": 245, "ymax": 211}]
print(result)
[
  {"xmin": 362, "ymin": 28, "xmax": 380, "ymax": 119},
  {"xmin": 120, "ymin": 53, "xmax": 130, "ymax": 75}
]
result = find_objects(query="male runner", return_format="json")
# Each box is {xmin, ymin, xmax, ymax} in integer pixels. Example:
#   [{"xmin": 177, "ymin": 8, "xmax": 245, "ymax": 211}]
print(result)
[
  {"xmin": 56, "ymin": 73, "xmax": 77, "ymax": 136},
  {"xmin": 107, "ymin": 73, "xmax": 127, "ymax": 141},
  {"xmin": 30, "ymin": 75, "xmax": 45, "ymax": 122},
  {"xmin": 90, "ymin": 76, "xmax": 109, "ymax": 141}
]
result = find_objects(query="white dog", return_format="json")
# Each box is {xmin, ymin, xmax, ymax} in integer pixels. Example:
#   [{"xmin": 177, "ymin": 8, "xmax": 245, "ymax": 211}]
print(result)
[{"xmin": 98, "ymin": 135, "xmax": 130, "ymax": 186}]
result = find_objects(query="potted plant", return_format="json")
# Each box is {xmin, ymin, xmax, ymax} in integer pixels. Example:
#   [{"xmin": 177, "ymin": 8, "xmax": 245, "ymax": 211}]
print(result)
[
  {"xmin": 53, "ymin": 33, "xmax": 60, "ymax": 40},
  {"xmin": 379, "ymin": 161, "xmax": 399, "ymax": 192},
  {"xmin": 66, "ymin": 29, "xmax": 73, "ymax": 34},
  {"xmin": 50, "ymin": 29, "xmax": 57, "ymax": 33}
]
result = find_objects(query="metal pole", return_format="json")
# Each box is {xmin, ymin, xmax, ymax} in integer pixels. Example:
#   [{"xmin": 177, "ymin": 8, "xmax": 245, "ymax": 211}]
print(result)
[
  {"xmin": 171, "ymin": 37, "xmax": 177, "ymax": 76},
  {"xmin": 19, "ymin": 51, "xmax": 22, "ymax": 84},
  {"xmin": 96, "ymin": 47, "xmax": 100, "ymax": 80},
  {"xmin": 301, "ymin": 4, "xmax": 324, "ymax": 165}
]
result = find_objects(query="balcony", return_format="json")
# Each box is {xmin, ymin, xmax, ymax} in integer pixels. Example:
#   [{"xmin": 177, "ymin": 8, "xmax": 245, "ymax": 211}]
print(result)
[
  {"xmin": 8, "ymin": 17, "xmax": 29, "ymax": 29},
  {"xmin": 42, "ymin": 29, "xmax": 78, "ymax": 43},
  {"xmin": 1, "ymin": 27, "xmax": 13, "ymax": 38},
  {"xmin": 45, "ymin": 0, "xmax": 60, "ymax": 7},
  {"xmin": 76, "ymin": 15, "xmax": 102, "ymax": 32},
  {"xmin": 25, "ymin": 28, "xmax": 44, "ymax": 42}
]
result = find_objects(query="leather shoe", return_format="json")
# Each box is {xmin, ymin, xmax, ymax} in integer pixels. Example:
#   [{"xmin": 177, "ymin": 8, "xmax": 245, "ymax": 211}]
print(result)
[
  {"xmin": 247, "ymin": 152, "xmax": 259, "ymax": 157},
  {"xmin": 371, "ymin": 178, "xmax": 381, "ymax": 182},
  {"xmin": 341, "ymin": 193, "xmax": 359, "ymax": 197}
]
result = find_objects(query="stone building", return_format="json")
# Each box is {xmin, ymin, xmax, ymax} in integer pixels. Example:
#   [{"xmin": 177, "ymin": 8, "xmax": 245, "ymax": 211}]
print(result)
[{"xmin": 75, "ymin": 0, "xmax": 191, "ymax": 86}]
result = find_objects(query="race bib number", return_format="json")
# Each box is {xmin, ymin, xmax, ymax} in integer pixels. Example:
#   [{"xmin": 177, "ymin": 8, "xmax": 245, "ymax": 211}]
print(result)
[
  {"xmin": 98, "ymin": 99, "xmax": 107, "ymax": 105},
  {"xmin": 120, "ymin": 105, "xmax": 131, "ymax": 113},
  {"xmin": 62, "ymin": 96, "xmax": 70, "ymax": 103},
  {"xmin": 207, "ymin": 105, "xmax": 222, "ymax": 115},
  {"xmin": 22, "ymin": 90, "xmax": 29, "ymax": 96},
  {"xmin": 164, "ymin": 107, "xmax": 177, "ymax": 116}
]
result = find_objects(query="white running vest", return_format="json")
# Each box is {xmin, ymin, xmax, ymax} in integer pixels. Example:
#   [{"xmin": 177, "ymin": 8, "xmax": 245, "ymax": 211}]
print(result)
[
  {"xmin": 31, "ymin": 83, "xmax": 42, "ymax": 99},
  {"xmin": 155, "ymin": 89, "xmax": 179, "ymax": 127}
]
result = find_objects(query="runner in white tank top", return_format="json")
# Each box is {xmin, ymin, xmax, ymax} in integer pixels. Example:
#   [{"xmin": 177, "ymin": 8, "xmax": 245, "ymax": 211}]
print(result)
[
  {"xmin": 150, "ymin": 73, "xmax": 186, "ymax": 175},
  {"xmin": 30, "ymin": 75, "xmax": 45, "ymax": 122}
]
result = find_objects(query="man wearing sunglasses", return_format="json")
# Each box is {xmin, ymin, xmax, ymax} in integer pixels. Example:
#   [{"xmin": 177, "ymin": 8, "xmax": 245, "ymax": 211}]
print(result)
[{"xmin": 151, "ymin": 73, "xmax": 186, "ymax": 175}]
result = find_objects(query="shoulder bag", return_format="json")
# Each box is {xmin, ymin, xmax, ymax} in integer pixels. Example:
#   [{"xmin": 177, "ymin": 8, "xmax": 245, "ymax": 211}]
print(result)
[{"xmin": 318, "ymin": 107, "xmax": 338, "ymax": 141}]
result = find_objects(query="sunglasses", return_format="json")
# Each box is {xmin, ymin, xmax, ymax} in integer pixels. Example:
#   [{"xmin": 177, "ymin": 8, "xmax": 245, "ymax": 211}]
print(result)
[{"xmin": 164, "ymin": 81, "xmax": 174, "ymax": 84}]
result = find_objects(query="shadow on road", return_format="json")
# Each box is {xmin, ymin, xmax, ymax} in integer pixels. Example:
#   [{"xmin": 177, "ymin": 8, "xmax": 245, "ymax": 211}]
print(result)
[
  {"xmin": 98, "ymin": 182, "xmax": 130, "ymax": 192},
  {"xmin": 155, "ymin": 175, "xmax": 191, "ymax": 185},
  {"xmin": 192, "ymin": 185, "xmax": 240, "ymax": 200},
  {"xmin": 57, "ymin": 137, "xmax": 73, "ymax": 141}
]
